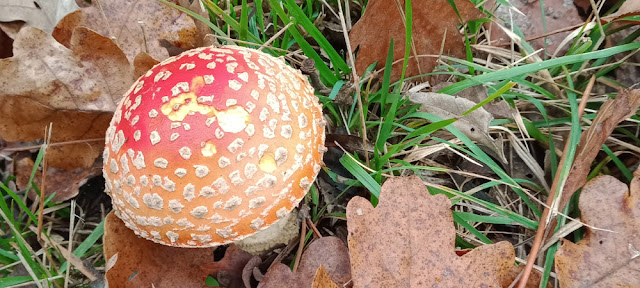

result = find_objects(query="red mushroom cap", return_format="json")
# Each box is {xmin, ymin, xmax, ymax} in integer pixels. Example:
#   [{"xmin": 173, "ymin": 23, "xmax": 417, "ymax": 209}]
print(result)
[{"xmin": 103, "ymin": 46, "xmax": 326, "ymax": 247}]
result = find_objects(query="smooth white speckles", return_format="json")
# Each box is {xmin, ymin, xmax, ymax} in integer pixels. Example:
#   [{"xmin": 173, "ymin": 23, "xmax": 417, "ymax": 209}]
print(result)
[
  {"xmin": 245, "ymin": 124, "xmax": 255, "ymax": 136},
  {"xmin": 162, "ymin": 177, "xmax": 176, "ymax": 192},
  {"xmin": 229, "ymin": 170, "xmax": 244, "ymax": 186},
  {"xmin": 206, "ymin": 62, "xmax": 216, "ymax": 69},
  {"xmin": 257, "ymin": 174, "xmax": 277, "ymax": 188},
  {"xmin": 229, "ymin": 80, "xmax": 242, "ymax": 91},
  {"xmin": 184, "ymin": 184, "xmax": 196, "ymax": 202},
  {"xmin": 263, "ymin": 126, "xmax": 275, "ymax": 138},
  {"xmin": 319, "ymin": 145, "xmax": 328, "ymax": 153},
  {"xmin": 258, "ymin": 144, "xmax": 269, "ymax": 158},
  {"xmin": 120, "ymin": 154, "xmax": 130, "ymax": 175},
  {"xmin": 154, "ymin": 158, "xmax": 168, "ymax": 169},
  {"xmin": 166, "ymin": 231, "xmax": 179, "ymax": 243},
  {"xmin": 154, "ymin": 70, "xmax": 172, "ymax": 82},
  {"xmin": 171, "ymin": 133, "xmax": 180, "ymax": 141},
  {"xmin": 133, "ymin": 152, "xmax": 145, "ymax": 170},
  {"xmin": 226, "ymin": 62, "xmax": 238, "ymax": 73},
  {"xmin": 204, "ymin": 75, "xmax": 214, "ymax": 84},
  {"xmin": 228, "ymin": 138, "xmax": 244, "ymax": 153},
  {"xmin": 183, "ymin": 123, "xmax": 191, "ymax": 130},
  {"xmin": 298, "ymin": 114, "xmax": 308, "ymax": 128},
  {"xmin": 213, "ymin": 178, "xmax": 230, "ymax": 194},
  {"xmin": 224, "ymin": 196, "xmax": 242, "ymax": 211},
  {"xmin": 205, "ymin": 117, "xmax": 216, "ymax": 127},
  {"xmin": 150, "ymin": 131, "xmax": 161, "ymax": 145},
  {"xmin": 245, "ymin": 101, "xmax": 256, "ymax": 113},
  {"xmin": 226, "ymin": 99, "xmax": 237, "ymax": 107},
  {"xmin": 199, "ymin": 186, "xmax": 216, "ymax": 198},
  {"xmin": 179, "ymin": 147, "xmax": 192, "ymax": 160},
  {"xmin": 162, "ymin": 96, "xmax": 169, "ymax": 103},
  {"xmin": 299, "ymin": 131, "xmax": 310, "ymax": 140},
  {"xmin": 267, "ymin": 93, "xmax": 279, "ymax": 113},
  {"xmin": 191, "ymin": 206, "xmax": 209, "ymax": 219},
  {"xmin": 198, "ymin": 53, "xmax": 213, "ymax": 60},
  {"xmin": 300, "ymin": 176, "xmax": 311, "ymax": 190},
  {"xmin": 215, "ymin": 128, "xmax": 224, "ymax": 139},
  {"xmin": 281, "ymin": 125, "xmax": 292, "ymax": 139},
  {"xmin": 140, "ymin": 175, "xmax": 149, "ymax": 187},
  {"xmin": 110, "ymin": 159, "xmax": 118, "ymax": 173},
  {"xmin": 249, "ymin": 197, "xmax": 266, "ymax": 209},
  {"xmin": 219, "ymin": 157, "xmax": 231, "ymax": 168},
  {"xmin": 259, "ymin": 108, "xmax": 269, "ymax": 122},
  {"xmin": 111, "ymin": 130, "xmax": 125, "ymax": 153},
  {"xmin": 275, "ymin": 147, "xmax": 288, "ymax": 166},
  {"xmin": 142, "ymin": 193, "xmax": 163, "ymax": 210},
  {"xmin": 169, "ymin": 200, "xmax": 184, "ymax": 213},
  {"xmin": 276, "ymin": 207, "xmax": 289, "ymax": 219},
  {"xmin": 296, "ymin": 144, "xmax": 305, "ymax": 153},
  {"xmin": 238, "ymin": 72, "xmax": 249, "ymax": 82},
  {"xmin": 133, "ymin": 130, "xmax": 141, "ymax": 141},
  {"xmin": 248, "ymin": 147, "xmax": 256, "ymax": 157},
  {"xmin": 134, "ymin": 80, "xmax": 144, "ymax": 94},
  {"xmin": 236, "ymin": 152, "xmax": 247, "ymax": 162},
  {"xmin": 250, "ymin": 218, "xmax": 264, "ymax": 230},
  {"xmin": 179, "ymin": 63, "xmax": 196, "ymax": 70},
  {"xmin": 126, "ymin": 175, "xmax": 136, "ymax": 186},
  {"xmin": 171, "ymin": 122, "xmax": 181, "ymax": 129},
  {"xmin": 291, "ymin": 101, "xmax": 299, "ymax": 112},
  {"xmin": 149, "ymin": 109, "xmax": 158, "ymax": 118},
  {"xmin": 244, "ymin": 163, "xmax": 258, "ymax": 179},
  {"xmin": 130, "ymin": 115, "xmax": 139, "ymax": 126},
  {"xmin": 194, "ymin": 165, "xmax": 210, "ymax": 178},
  {"xmin": 171, "ymin": 82, "xmax": 190, "ymax": 96},
  {"xmin": 251, "ymin": 90, "xmax": 260, "ymax": 100}
]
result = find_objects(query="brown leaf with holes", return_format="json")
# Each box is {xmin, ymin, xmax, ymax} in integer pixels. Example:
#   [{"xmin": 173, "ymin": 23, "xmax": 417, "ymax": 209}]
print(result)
[
  {"xmin": 53, "ymin": 0, "xmax": 198, "ymax": 63},
  {"xmin": 349, "ymin": 0, "xmax": 483, "ymax": 82},
  {"xmin": 555, "ymin": 171, "xmax": 640, "ymax": 287},
  {"xmin": 559, "ymin": 89, "xmax": 640, "ymax": 212},
  {"xmin": 104, "ymin": 211, "xmax": 214, "ymax": 288},
  {"xmin": 0, "ymin": 26, "xmax": 134, "ymax": 169},
  {"xmin": 347, "ymin": 176, "xmax": 515, "ymax": 287},
  {"xmin": 258, "ymin": 236, "xmax": 351, "ymax": 288},
  {"xmin": 15, "ymin": 157, "xmax": 101, "ymax": 202}
]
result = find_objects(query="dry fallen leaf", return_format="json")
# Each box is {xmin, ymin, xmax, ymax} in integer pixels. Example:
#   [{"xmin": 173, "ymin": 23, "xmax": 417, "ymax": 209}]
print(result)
[
  {"xmin": 200, "ymin": 245, "xmax": 254, "ymax": 288},
  {"xmin": 0, "ymin": 26, "xmax": 135, "ymax": 169},
  {"xmin": 560, "ymin": 89, "xmax": 640, "ymax": 212},
  {"xmin": 104, "ymin": 211, "xmax": 215, "ymax": 288},
  {"xmin": 347, "ymin": 175, "xmax": 515, "ymax": 287},
  {"xmin": 500, "ymin": 265, "xmax": 552, "ymax": 288},
  {"xmin": 0, "ymin": 0, "xmax": 79, "ymax": 33},
  {"xmin": 312, "ymin": 266, "xmax": 340, "ymax": 288},
  {"xmin": 258, "ymin": 236, "xmax": 351, "ymax": 288},
  {"xmin": 15, "ymin": 157, "xmax": 101, "ymax": 202},
  {"xmin": 431, "ymin": 82, "xmax": 514, "ymax": 120},
  {"xmin": 53, "ymin": 0, "xmax": 198, "ymax": 63},
  {"xmin": 603, "ymin": 0, "xmax": 640, "ymax": 25},
  {"xmin": 555, "ymin": 172, "xmax": 640, "ymax": 287},
  {"xmin": 407, "ymin": 91, "xmax": 507, "ymax": 163},
  {"xmin": 349, "ymin": 0, "xmax": 483, "ymax": 82}
]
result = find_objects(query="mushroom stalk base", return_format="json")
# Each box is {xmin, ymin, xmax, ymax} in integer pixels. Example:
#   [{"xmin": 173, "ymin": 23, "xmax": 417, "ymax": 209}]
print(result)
[{"xmin": 235, "ymin": 211, "xmax": 299, "ymax": 255}]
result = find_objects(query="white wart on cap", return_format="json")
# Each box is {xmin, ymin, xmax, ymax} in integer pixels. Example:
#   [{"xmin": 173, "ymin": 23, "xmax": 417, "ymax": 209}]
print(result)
[{"xmin": 103, "ymin": 46, "xmax": 326, "ymax": 247}]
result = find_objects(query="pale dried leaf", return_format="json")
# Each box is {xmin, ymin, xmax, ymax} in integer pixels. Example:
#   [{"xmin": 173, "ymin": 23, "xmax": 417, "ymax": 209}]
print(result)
[
  {"xmin": 432, "ymin": 82, "xmax": 514, "ymax": 119},
  {"xmin": 312, "ymin": 266, "xmax": 340, "ymax": 288},
  {"xmin": 258, "ymin": 236, "xmax": 351, "ymax": 288},
  {"xmin": 555, "ymin": 172, "xmax": 640, "ymax": 287},
  {"xmin": 603, "ymin": 0, "xmax": 640, "ymax": 24},
  {"xmin": 104, "ymin": 212, "xmax": 214, "ymax": 288},
  {"xmin": 347, "ymin": 176, "xmax": 515, "ymax": 287},
  {"xmin": 408, "ymin": 91, "xmax": 507, "ymax": 163},
  {"xmin": 0, "ymin": 0, "xmax": 78, "ymax": 33},
  {"xmin": 133, "ymin": 51, "xmax": 160, "ymax": 78},
  {"xmin": 0, "ymin": 26, "xmax": 134, "ymax": 169},
  {"xmin": 349, "ymin": 0, "xmax": 484, "ymax": 82},
  {"xmin": 53, "ymin": 0, "xmax": 198, "ymax": 63}
]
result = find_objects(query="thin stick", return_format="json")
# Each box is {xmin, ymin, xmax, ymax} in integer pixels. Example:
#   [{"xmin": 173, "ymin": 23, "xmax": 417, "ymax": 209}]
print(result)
[
  {"xmin": 517, "ymin": 75, "xmax": 595, "ymax": 287},
  {"xmin": 292, "ymin": 219, "xmax": 307, "ymax": 273},
  {"xmin": 306, "ymin": 218, "xmax": 322, "ymax": 239},
  {"xmin": 37, "ymin": 123, "xmax": 52, "ymax": 241},
  {"xmin": 337, "ymin": 0, "xmax": 368, "ymax": 165},
  {"xmin": 258, "ymin": 22, "xmax": 294, "ymax": 51}
]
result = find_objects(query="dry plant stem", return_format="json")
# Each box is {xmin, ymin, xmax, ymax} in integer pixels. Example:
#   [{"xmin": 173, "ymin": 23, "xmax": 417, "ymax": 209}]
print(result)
[
  {"xmin": 258, "ymin": 22, "xmax": 294, "ymax": 51},
  {"xmin": 0, "ymin": 138, "xmax": 104, "ymax": 153},
  {"xmin": 337, "ymin": 0, "xmax": 368, "ymax": 165},
  {"xmin": 292, "ymin": 219, "xmax": 307, "ymax": 273},
  {"xmin": 517, "ymin": 75, "xmax": 595, "ymax": 288},
  {"xmin": 306, "ymin": 218, "xmax": 322, "ymax": 239},
  {"xmin": 37, "ymin": 124, "xmax": 52, "ymax": 241}
]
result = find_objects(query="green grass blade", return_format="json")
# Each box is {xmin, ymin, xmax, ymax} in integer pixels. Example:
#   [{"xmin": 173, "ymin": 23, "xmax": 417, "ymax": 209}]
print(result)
[{"xmin": 340, "ymin": 154, "xmax": 381, "ymax": 202}]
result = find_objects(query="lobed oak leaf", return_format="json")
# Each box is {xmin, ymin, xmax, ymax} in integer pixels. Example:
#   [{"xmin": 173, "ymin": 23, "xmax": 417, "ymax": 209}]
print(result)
[
  {"xmin": 349, "ymin": 0, "xmax": 484, "ymax": 82},
  {"xmin": 347, "ymin": 176, "xmax": 515, "ymax": 287},
  {"xmin": 0, "ymin": 0, "xmax": 79, "ymax": 33},
  {"xmin": 555, "ymin": 172, "xmax": 640, "ymax": 287}
]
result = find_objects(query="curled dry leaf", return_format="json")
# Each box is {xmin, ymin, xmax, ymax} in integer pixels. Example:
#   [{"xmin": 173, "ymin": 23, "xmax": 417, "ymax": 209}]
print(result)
[
  {"xmin": 258, "ymin": 236, "xmax": 351, "ymax": 288},
  {"xmin": 347, "ymin": 176, "xmax": 515, "ymax": 287},
  {"xmin": 407, "ymin": 91, "xmax": 507, "ymax": 163},
  {"xmin": 603, "ymin": 0, "xmax": 640, "ymax": 25},
  {"xmin": 53, "ymin": 0, "xmax": 198, "ymax": 63},
  {"xmin": 555, "ymin": 172, "xmax": 640, "ymax": 287},
  {"xmin": 431, "ymin": 82, "xmax": 514, "ymax": 120},
  {"xmin": 15, "ymin": 157, "xmax": 101, "ymax": 202},
  {"xmin": 0, "ymin": 0, "xmax": 79, "ymax": 33},
  {"xmin": 560, "ymin": 89, "xmax": 640, "ymax": 212},
  {"xmin": 104, "ymin": 211, "xmax": 214, "ymax": 288},
  {"xmin": 349, "ymin": 0, "xmax": 483, "ymax": 82},
  {"xmin": 0, "ymin": 26, "xmax": 135, "ymax": 169}
]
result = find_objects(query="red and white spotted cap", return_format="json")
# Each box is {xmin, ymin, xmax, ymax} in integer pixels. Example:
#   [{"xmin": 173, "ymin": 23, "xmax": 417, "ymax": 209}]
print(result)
[{"xmin": 103, "ymin": 46, "xmax": 326, "ymax": 247}]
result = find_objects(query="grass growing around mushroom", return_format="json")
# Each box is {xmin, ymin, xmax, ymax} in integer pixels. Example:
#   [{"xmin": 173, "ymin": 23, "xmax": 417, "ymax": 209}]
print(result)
[{"xmin": 0, "ymin": 0, "xmax": 639, "ymax": 287}]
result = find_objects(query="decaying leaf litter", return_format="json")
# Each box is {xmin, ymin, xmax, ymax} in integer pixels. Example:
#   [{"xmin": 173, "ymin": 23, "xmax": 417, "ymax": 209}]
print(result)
[{"xmin": 0, "ymin": 0, "xmax": 640, "ymax": 287}]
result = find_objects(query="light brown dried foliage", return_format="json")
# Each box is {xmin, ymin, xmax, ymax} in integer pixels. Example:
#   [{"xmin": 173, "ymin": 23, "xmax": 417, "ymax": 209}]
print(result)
[
  {"xmin": 555, "ymin": 171, "xmax": 640, "ymax": 287},
  {"xmin": 560, "ymin": 89, "xmax": 640, "ymax": 212},
  {"xmin": 349, "ymin": 0, "xmax": 484, "ymax": 82},
  {"xmin": 258, "ymin": 236, "xmax": 351, "ymax": 288},
  {"xmin": 200, "ymin": 245, "xmax": 254, "ymax": 288},
  {"xmin": 603, "ymin": 0, "xmax": 640, "ymax": 25},
  {"xmin": 53, "ymin": 0, "xmax": 198, "ymax": 63},
  {"xmin": 347, "ymin": 176, "xmax": 515, "ymax": 287},
  {"xmin": 104, "ymin": 211, "xmax": 215, "ymax": 288},
  {"xmin": 0, "ymin": 26, "xmax": 135, "ymax": 169}
]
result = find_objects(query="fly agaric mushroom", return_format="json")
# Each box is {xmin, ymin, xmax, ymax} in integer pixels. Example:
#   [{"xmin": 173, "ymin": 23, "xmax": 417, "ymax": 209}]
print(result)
[{"xmin": 103, "ymin": 46, "xmax": 326, "ymax": 249}]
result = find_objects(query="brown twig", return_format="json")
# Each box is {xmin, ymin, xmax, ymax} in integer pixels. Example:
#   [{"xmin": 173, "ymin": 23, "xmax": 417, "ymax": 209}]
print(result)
[
  {"xmin": 517, "ymin": 75, "xmax": 595, "ymax": 287},
  {"xmin": 37, "ymin": 124, "xmax": 52, "ymax": 241},
  {"xmin": 306, "ymin": 218, "xmax": 322, "ymax": 239}
]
